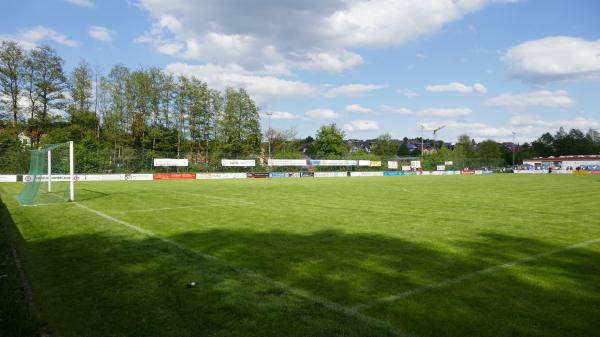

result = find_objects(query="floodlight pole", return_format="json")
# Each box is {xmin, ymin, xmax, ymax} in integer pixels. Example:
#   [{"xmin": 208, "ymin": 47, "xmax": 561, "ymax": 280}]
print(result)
[
  {"xmin": 47, "ymin": 150, "xmax": 52, "ymax": 193},
  {"xmin": 419, "ymin": 125, "xmax": 424, "ymax": 159},
  {"xmin": 69, "ymin": 141, "xmax": 75, "ymax": 202},
  {"xmin": 267, "ymin": 112, "xmax": 272, "ymax": 170},
  {"xmin": 512, "ymin": 131, "xmax": 516, "ymax": 168}
]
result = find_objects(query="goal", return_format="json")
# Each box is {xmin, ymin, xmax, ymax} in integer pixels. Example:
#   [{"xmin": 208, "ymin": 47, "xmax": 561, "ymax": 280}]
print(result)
[{"xmin": 17, "ymin": 141, "xmax": 75, "ymax": 205}]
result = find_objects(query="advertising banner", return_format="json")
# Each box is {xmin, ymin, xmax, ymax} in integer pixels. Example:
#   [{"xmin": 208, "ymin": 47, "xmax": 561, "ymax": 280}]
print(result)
[
  {"xmin": 401, "ymin": 165, "xmax": 412, "ymax": 171},
  {"xmin": 222, "ymin": 159, "xmax": 256, "ymax": 167},
  {"xmin": 268, "ymin": 159, "xmax": 307, "ymax": 166},
  {"xmin": 314, "ymin": 172, "xmax": 347, "ymax": 178},
  {"xmin": 370, "ymin": 161, "xmax": 382, "ymax": 167},
  {"xmin": 589, "ymin": 170, "xmax": 600, "ymax": 174},
  {"xmin": 300, "ymin": 171, "xmax": 315, "ymax": 177},
  {"xmin": 350, "ymin": 172, "xmax": 384, "ymax": 177},
  {"xmin": 247, "ymin": 172, "xmax": 269, "ymax": 178},
  {"xmin": 410, "ymin": 160, "xmax": 421, "ymax": 169},
  {"xmin": 269, "ymin": 172, "xmax": 287, "ymax": 178},
  {"xmin": 23, "ymin": 174, "xmax": 74, "ymax": 182},
  {"xmin": 196, "ymin": 173, "xmax": 247, "ymax": 179},
  {"xmin": 444, "ymin": 161, "xmax": 453, "ymax": 166},
  {"xmin": 461, "ymin": 169, "xmax": 476, "ymax": 175},
  {"xmin": 127, "ymin": 174, "xmax": 154, "ymax": 181},
  {"xmin": 383, "ymin": 171, "xmax": 404, "ymax": 176},
  {"xmin": 153, "ymin": 158, "xmax": 188, "ymax": 167},
  {"xmin": 309, "ymin": 160, "xmax": 358, "ymax": 166},
  {"xmin": 436, "ymin": 165, "xmax": 445, "ymax": 171},
  {"xmin": 0, "ymin": 175, "xmax": 17, "ymax": 182},
  {"xmin": 387, "ymin": 161, "xmax": 398, "ymax": 169},
  {"xmin": 153, "ymin": 173, "xmax": 195, "ymax": 180},
  {"xmin": 358, "ymin": 160, "xmax": 371, "ymax": 166},
  {"xmin": 84, "ymin": 174, "xmax": 125, "ymax": 181}
]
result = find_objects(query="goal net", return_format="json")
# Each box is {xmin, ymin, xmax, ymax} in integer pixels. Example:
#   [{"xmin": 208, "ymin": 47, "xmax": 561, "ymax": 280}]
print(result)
[{"xmin": 17, "ymin": 141, "xmax": 74, "ymax": 205}]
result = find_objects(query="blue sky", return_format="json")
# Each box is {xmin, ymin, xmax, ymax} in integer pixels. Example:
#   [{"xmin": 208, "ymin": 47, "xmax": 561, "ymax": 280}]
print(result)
[{"xmin": 2, "ymin": 0, "xmax": 600, "ymax": 143}]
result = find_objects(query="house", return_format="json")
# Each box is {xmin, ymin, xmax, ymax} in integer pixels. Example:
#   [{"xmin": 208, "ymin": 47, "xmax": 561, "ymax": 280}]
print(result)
[{"xmin": 18, "ymin": 132, "xmax": 31, "ymax": 147}]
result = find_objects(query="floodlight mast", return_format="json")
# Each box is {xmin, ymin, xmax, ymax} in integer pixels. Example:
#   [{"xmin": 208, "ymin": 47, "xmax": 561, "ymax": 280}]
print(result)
[
  {"xmin": 419, "ymin": 124, "xmax": 425, "ymax": 158},
  {"xmin": 512, "ymin": 131, "xmax": 516, "ymax": 168},
  {"xmin": 266, "ymin": 112, "xmax": 272, "ymax": 171},
  {"xmin": 432, "ymin": 125, "xmax": 446, "ymax": 150}
]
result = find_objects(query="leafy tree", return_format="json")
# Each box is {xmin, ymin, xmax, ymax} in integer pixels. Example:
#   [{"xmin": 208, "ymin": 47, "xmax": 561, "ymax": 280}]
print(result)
[
  {"xmin": 0, "ymin": 41, "xmax": 25, "ymax": 127},
  {"xmin": 372, "ymin": 133, "xmax": 398, "ymax": 158},
  {"xmin": 219, "ymin": 87, "xmax": 261, "ymax": 157},
  {"xmin": 478, "ymin": 139, "xmax": 503, "ymax": 163},
  {"xmin": 313, "ymin": 123, "xmax": 347, "ymax": 158},
  {"xmin": 68, "ymin": 60, "xmax": 97, "ymax": 133},
  {"xmin": 456, "ymin": 134, "xmax": 476, "ymax": 157}
]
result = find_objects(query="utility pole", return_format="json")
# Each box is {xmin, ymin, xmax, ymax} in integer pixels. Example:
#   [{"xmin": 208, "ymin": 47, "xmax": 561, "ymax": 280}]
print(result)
[
  {"xmin": 419, "ymin": 124, "xmax": 425, "ymax": 159},
  {"xmin": 512, "ymin": 131, "xmax": 516, "ymax": 168},
  {"xmin": 266, "ymin": 112, "xmax": 272, "ymax": 170}
]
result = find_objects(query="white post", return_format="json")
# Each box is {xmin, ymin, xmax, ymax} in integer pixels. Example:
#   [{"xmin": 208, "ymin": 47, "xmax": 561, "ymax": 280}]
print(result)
[
  {"xmin": 69, "ymin": 141, "xmax": 75, "ymax": 202},
  {"xmin": 47, "ymin": 150, "xmax": 52, "ymax": 193}
]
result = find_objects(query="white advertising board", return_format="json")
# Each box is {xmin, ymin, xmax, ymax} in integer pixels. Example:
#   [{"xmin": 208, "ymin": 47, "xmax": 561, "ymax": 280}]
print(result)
[
  {"xmin": 444, "ymin": 161, "xmax": 453, "ymax": 166},
  {"xmin": 358, "ymin": 160, "xmax": 371, "ymax": 166},
  {"xmin": 127, "ymin": 174, "xmax": 154, "ymax": 181},
  {"xmin": 23, "ymin": 174, "xmax": 73, "ymax": 182},
  {"xmin": 196, "ymin": 173, "xmax": 247, "ymax": 179},
  {"xmin": 221, "ymin": 159, "xmax": 256, "ymax": 167},
  {"xmin": 350, "ymin": 171, "xmax": 384, "ymax": 177},
  {"xmin": 0, "ymin": 175, "xmax": 17, "ymax": 182},
  {"xmin": 401, "ymin": 165, "xmax": 412, "ymax": 171},
  {"xmin": 84, "ymin": 174, "xmax": 125, "ymax": 181},
  {"xmin": 314, "ymin": 172, "xmax": 347, "ymax": 178},
  {"xmin": 309, "ymin": 160, "xmax": 358, "ymax": 166},
  {"xmin": 153, "ymin": 158, "xmax": 189, "ymax": 167},
  {"xmin": 387, "ymin": 161, "xmax": 398, "ymax": 169},
  {"xmin": 410, "ymin": 160, "xmax": 421, "ymax": 169},
  {"xmin": 436, "ymin": 165, "xmax": 446, "ymax": 171},
  {"xmin": 268, "ymin": 159, "xmax": 307, "ymax": 166}
]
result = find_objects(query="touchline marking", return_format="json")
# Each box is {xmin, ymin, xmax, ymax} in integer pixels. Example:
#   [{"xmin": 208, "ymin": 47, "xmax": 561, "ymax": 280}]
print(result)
[
  {"xmin": 75, "ymin": 202, "xmax": 410, "ymax": 337},
  {"xmin": 355, "ymin": 235, "xmax": 600, "ymax": 311}
]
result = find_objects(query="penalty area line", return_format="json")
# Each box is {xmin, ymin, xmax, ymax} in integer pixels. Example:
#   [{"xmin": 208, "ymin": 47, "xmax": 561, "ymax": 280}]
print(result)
[
  {"xmin": 355, "ymin": 235, "xmax": 600, "ymax": 311},
  {"xmin": 74, "ymin": 202, "xmax": 411, "ymax": 337}
]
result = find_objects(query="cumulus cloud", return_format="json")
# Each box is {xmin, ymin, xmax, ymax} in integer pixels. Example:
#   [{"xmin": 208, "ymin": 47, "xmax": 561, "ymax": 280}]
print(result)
[
  {"xmin": 502, "ymin": 36, "xmax": 600, "ymax": 82},
  {"xmin": 426, "ymin": 82, "xmax": 487, "ymax": 94},
  {"xmin": 2, "ymin": 26, "xmax": 79, "ymax": 48},
  {"xmin": 264, "ymin": 111, "xmax": 301, "ymax": 120},
  {"xmin": 135, "ymin": 0, "xmax": 506, "ymax": 73},
  {"xmin": 322, "ymin": 84, "xmax": 385, "ymax": 98},
  {"xmin": 165, "ymin": 62, "xmax": 315, "ymax": 104},
  {"xmin": 88, "ymin": 26, "xmax": 113, "ymax": 43},
  {"xmin": 345, "ymin": 104, "xmax": 372, "ymax": 114},
  {"xmin": 65, "ymin": 0, "xmax": 95, "ymax": 8},
  {"xmin": 344, "ymin": 119, "xmax": 379, "ymax": 132},
  {"xmin": 306, "ymin": 108, "xmax": 338, "ymax": 119},
  {"xmin": 400, "ymin": 90, "xmax": 418, "ymax": 97},
  {"xmin": 381, "ymin": 105, "xmax": 472, "ymax": 117},
  {"xmin": 484, "ymin": 90, "xmax": 574, "ymax": 108}
]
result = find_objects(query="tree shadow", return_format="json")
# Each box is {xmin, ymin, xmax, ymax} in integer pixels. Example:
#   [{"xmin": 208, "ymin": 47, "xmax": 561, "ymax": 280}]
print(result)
[{"xmin": 5, "ymin": 202, "xmax": 600, "ymax": 337}]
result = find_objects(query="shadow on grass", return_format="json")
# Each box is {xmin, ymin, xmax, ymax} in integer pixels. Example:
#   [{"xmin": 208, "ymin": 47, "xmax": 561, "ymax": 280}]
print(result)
[{"xmin": 6, "ymin": 205, "xmax": 600, "ymax": 337}]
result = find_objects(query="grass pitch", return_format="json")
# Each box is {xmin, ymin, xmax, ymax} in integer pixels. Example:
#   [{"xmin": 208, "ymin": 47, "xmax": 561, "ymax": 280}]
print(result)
[{"xmin": 1, "ymin": 174, "xmax": 600, "ymax": 337}]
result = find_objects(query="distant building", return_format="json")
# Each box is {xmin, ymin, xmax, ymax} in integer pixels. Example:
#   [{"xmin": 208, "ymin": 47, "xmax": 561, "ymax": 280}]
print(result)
[
  {"xmin": 523, "ymin": 155, "xmax": 600, "ymax": 170},
  {"xmin": 18, "ymin": 132, "xmax": 31, "ymax": 147}
]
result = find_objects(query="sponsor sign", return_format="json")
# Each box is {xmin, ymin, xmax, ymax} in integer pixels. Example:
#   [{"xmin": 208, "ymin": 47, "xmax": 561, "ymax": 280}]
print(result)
[
  {"xmin": 384, "ymin": 171, "xmax": 404, "ymax": 176},
  {"xmin": 309, "ymin": 160, "xmax": 358, "ymax": 166},
  {"xmin": 358, "ymin": 160, "xmax": 371, "ymax": 166},
  {"xmin": 572, "ymin": 170, "xmax": 589, "ymax": 175},
  {"xmin": 387, "ymin": 161, "xmax": 398, "ymax": 169},
  {"xmin": 153, "ymin": 158, "xmax": 188, "ymax": 167},
  {"xmin": 436, "ymin": 165, "xmax": 445, "ymax": 171},
  {"xmin": 461, "ymin": 169, "xmax": 476, "ymax": 175},
  {"xmin": 401, "ymin": 165, "xmax": 412, "ymax": 171},
  {"xmin": 0, "ymin": 175, "xmax": 17, "ymax": 182},
  {"xmin": 196, "ymin": 173, "xmax": 247, "ymax": 179},
  {"xmin": 300, "ymin": 171, "xmax": 315, "ymax": 177},
  {"xmin": 23, "ymin": 174, "xmax": 76, "ymax": 182},
  {"xmin": 314, "ymin": 172, "xmax": 347, "ymax": 178},
  {"xmin": 222, "ymin": 159, "xmax": 256, "ymax": 167},
  {"xmin": 410, "ymin": 160, "xmax": 421, "ymax": 169},
  {"xmin": 127, "ymin": 174, "xmax": 154, "ymax": 181},
  {"xmin": 268, "ymin": 159, "xmax": 307, "ymax": 166},
  {"xmin": 370, "ymin": 161, "xmax": 382, "ymax": 167},
  {"xmin": 350, "ymin": 172, "xmax": 384, "ymax": 177},
  {"xmin": 84, "ymin": 174, "xmax": 125, "ymax": 181},
  {"xmin": 589, "ymin": 170, "xmax": 600, "ymax": 174},
  {"xmin": 444, "ymin": 161, "xmax": 453, "ymax": 166},
  {"xmin": 247, "ymin": 172, "xmax": 269, "ymax": 178},
  {"xmin": 482, "ymin": 170, "xmax": 495, "ymax": 174},
  {"xmin": 153, "ymin": 173, "xmax": 195, "ymax": 180},
  {"xmin": 269, "ymin": 172, "xmax": 287, "ymax": 178},
  {"xmin": 514, "ymin": 170, "xmax": 548, "ymax": 174}
]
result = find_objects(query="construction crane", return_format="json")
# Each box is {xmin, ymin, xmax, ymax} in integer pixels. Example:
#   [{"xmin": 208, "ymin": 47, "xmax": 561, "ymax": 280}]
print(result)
[{"xmin": 432, "ymin": 125, "xmax": 446, "ymax": 150}]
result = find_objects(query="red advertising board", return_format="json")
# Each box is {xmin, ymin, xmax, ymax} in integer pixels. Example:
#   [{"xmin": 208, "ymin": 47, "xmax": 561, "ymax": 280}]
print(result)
[
  {"xmin": 461, "ymin": 169, "xmax": 476, "ymax": 175},
  {"xmin": 153, "ymin": 173, "xmax": 196, "ymax": 180},
  {"xmin": 589, "ymin": 170, "xmax": 600, "ymax": 174}
]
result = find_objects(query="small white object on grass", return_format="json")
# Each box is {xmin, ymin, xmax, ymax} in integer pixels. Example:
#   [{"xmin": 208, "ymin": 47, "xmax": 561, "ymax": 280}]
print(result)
[{"xmin": 187, "ymin": 281, "xmax": 197, "ymax": 288}]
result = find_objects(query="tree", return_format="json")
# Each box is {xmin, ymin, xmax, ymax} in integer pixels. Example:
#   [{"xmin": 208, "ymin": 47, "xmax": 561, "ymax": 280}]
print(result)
[
  {"xmin": 531, "ymin": 132, "xmax": 554, "ymax": 157},
  {"xmin": 0, "ymin": 41, "xmax": 25, "ymax": 127},
  {"xmin": 372, "ymin": 133, "xmax": 398, "ymax": 158},
  {"xmin": 456, "ymin": 134, "xmax": 476, "ymax": 157},
  {"xmin": 219, "ymin": 88, "xmax": 261, "ymax": 157},
  {"xmin": 478, "ymin": 139, "xmax": 502, "ymax": 163},
  {"xmin": 313, "ymin": 123, "xmax": 347, "ymax": 158},
  {"xmin": 68, "ymin": 60, "xmax": 97, "ymax": 132}
]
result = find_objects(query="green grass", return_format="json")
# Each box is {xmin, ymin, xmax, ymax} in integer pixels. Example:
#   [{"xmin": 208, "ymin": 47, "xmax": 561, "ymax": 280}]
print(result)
[{"xmin": 1, "ymin": 174, "xmax": 600, "ymax": 337}]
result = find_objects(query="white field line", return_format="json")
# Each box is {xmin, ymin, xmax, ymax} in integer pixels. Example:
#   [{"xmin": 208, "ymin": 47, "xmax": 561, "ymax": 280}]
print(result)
[
  {"xmin": 355, "ymin": 235, "xmax": 600, "ymax": 311},
  {"xmin": 75, "ymin": 202, "xmax": 409, "ymax": 337}
]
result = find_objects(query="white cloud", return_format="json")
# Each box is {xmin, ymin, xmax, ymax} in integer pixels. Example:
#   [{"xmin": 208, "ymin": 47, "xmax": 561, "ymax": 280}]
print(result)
[
  {"xmin": 65, "ymin": 0, "xmax": 95, "ymax": 8},
  {"xmin": 306, "ymin": 108, "xmax": 338, "ymax": 119},
  {"xmin": 135, "ymin": 1, "xmax": 507, "ymax": 73},
  {"xmin": 323, "ymin": 84, "xmax": 385, "ymax": 98},
  {"xmin": 264, "ymin": 111, "xmax": 300, "ymax": 120},
  {"xmin": 381, "ymin": 105, "xmax": 472, "ymax": 117},
  {"xmin": 402, "ymin": 90, "xmax": 418, "ymax": 97},
  {"xmin": 165, "ymin": 62, "xmax": 315, "ymax": 104},
  {"xmin": 426, "ymin": 82, "xmax": 487, "ymax": 94},
  {"xmin": 502, "ymin": 36, "xmax": 600, "ymax": 82},
  {"xmin": 345, "ymin": 104, "xmax": 372, "ymax": 114},
  {"xmin": 343, "ymin": 119, "xmax": 379, "ymax": 132},
  {"xmin": 88, "ymin": 26, "xmax": 113, "ymax": 43},
  {"xmin": 7, "ymin": 26, "xmax": 79, "ymax": 48},
  {"xmin": 484, "ymin": 90, "xmax": 574, "ymax": 108}
]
